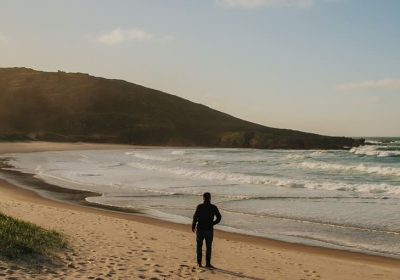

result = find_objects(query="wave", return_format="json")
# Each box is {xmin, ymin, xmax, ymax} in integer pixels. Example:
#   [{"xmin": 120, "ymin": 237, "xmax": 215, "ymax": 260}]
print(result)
[
  {"xmin": 365, "ymin": 140, "xmax": 382, "ymax": 145},
  {"xmin": 310, "ymin": 151, "xmax": 331, "ymax": 156},
  {"xmin": 364, "ymin": 138, "xmax": 400, "ymax": 145},
  {"xmin": 125, "ymin": 152, "xmax": 172, "ymax": 162},
  {"xmin": 350, "ymin": 146, "xmax": 400, "ymax": 157},
  {"xmin": 127, "ymin": 162, "xmax": 400, "ymax": 196},
  {"xmin": 285, "ymin": 154, "xmax": 306, "ymax": 160},
  {"xmin": 300, "ymin": 161, "xmax": 400, "ymax": 177},
  {"xmin": 285, "ymin": 151, "xmax": 331, "ymax": 160},
  {"xmin": 170, "ymin": 150, "xmax": 186, "ymax": 156}
]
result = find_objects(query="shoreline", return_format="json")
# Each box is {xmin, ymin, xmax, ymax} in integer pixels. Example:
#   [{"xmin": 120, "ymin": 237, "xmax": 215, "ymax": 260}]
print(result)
[
  {"xmin": 1, "ymin": 142, "xmax": 400, "ymax": 262},
  {"xmin": 2, "ymin": 143, "xmax": 399, "ymax": 262},
  {"xmin": 1, "ymin": 142, "xmax": 399, "ymax": 279},
  {"xmin": 2, "ymin": 175, "xmax": 400, "ymax": 268}
]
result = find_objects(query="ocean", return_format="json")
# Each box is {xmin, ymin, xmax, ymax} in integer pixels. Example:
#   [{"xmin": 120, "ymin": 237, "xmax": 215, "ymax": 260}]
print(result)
[{"xmin": 2, "ymin": 138, "xmax": 400, "ymax": 258}]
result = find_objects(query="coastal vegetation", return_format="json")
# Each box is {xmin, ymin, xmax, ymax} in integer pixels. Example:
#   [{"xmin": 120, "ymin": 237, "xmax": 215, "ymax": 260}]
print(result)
[
  {"xmin": 0, "ymin": 68, "xmax": 363, "ymax": 149},
  {"xmin": 0, "ymin": 212, "xmax": 66, "ymax": 259}
]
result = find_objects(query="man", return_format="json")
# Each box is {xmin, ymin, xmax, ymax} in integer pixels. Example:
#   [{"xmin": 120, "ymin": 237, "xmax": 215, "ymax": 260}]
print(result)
[{"xmin": 192, "ymin": 192, "xmax": 222, "ymax": 268}]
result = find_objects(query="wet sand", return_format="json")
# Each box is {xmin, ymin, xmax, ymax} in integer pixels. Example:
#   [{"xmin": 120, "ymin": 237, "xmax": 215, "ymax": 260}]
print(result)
[{"xmin": 0, "ymin": 142, "xmax": 399, "ymax": 280}]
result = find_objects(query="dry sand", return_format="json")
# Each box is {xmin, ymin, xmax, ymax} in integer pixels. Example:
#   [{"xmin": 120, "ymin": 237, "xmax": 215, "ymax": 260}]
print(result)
[{"xmin": 0, "ymin": 142, "xmax": 399, "ymax": 280}]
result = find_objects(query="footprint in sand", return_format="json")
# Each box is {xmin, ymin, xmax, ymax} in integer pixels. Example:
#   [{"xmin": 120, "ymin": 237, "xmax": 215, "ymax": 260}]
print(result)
[
  {"xmin": 303, "ymin": 269, "xmax": 321, "ymax": 279},
  {"xmin": 142, "ymin": 249, "xmax": 155, "ymax": 253}
]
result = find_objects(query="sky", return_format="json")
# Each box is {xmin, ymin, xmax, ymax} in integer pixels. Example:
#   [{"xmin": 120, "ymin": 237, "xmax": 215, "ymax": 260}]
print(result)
[{"xmin": 0, "ymin": 0, "xmax": 399, "ymax": 137}]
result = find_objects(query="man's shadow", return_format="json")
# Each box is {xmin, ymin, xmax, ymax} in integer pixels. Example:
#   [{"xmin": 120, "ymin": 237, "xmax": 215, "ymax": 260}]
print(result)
[{"xmin": 208, "ymin": 267, "xmax": 265, "ymax": 280}]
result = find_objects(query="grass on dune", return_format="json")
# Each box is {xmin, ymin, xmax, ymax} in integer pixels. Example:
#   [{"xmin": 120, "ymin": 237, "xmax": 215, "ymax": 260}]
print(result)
[{"xmin": 0, "ymin": 212, "xmax": 66, "ymax": 259}]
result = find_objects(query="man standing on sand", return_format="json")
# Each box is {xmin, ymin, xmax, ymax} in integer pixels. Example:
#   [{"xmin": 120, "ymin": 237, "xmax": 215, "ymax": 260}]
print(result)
[{"xmin": 192, "ymin": 192, "xmax": 222, "ymax": 268}]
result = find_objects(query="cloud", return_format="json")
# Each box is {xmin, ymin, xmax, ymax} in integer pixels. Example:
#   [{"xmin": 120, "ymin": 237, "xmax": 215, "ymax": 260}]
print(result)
[
  {"xmin": 95, "ymin": 28, "xmax": 171, "ymax": 46},
  {"xmin": 336, "ymin": 78, "xmax": 400, "ymax": 92},
  {"xmin": 217, "ymin": 0, "xmax": 315, "ymax": 9}
]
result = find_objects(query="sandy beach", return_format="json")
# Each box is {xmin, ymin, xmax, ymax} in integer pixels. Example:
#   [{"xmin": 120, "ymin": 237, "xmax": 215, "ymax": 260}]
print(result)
[{"xmin": 0, "ymin": 142, "xmax": 399, "ymax": 280}]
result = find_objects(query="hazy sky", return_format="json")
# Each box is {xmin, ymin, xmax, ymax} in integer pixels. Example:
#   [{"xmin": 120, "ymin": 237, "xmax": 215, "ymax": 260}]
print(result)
[{"xmin": 1, "ymin": 0, "xmax": 399, "ymax": 137}]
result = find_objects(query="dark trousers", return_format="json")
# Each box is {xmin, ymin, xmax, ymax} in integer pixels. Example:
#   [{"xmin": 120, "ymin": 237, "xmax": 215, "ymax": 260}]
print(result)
[{"xmin": 196, "ymin": 229, "xmax": 213, "ymax": 265}]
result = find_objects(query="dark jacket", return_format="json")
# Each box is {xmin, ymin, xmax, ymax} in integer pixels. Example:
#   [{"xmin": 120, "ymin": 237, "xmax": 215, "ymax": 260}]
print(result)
[{"xmin": 192, "ymin": 202, "xmax": 222, "ymax": 231}]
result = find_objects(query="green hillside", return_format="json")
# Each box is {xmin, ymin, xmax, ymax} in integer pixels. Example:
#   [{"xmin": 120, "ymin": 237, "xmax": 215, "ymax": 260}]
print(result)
[{"xmin": 0, "ymin": 68, "xmax": 363, "ymax": 149}]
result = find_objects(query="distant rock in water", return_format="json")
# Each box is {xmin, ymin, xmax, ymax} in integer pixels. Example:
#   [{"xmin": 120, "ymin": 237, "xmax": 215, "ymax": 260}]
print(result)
[{"xmin": 0, "ymin": 67, "xmax": 363, "ymax": 149}]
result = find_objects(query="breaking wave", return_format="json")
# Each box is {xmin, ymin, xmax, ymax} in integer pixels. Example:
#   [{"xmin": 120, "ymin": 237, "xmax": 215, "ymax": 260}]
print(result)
[
  {"xmin": 350, "ymin": 145, "xmax": 400, "ymax": 157},
  {"xmin": 127, "ymin": 162, "xmax": 400, "ymax": 196},
  {"xmin": 300, "ymin": 161, "xmax": 400, "ymax": 177},
  {"xmin": 125, "ymin": 152, "xmax": 172, "ymax": 162},
  {"xmin": 170, "ymin": 150, "xmax": 186, "ymax": 156}
]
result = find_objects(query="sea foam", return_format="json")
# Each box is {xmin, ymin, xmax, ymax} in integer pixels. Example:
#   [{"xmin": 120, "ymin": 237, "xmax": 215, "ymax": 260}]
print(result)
[
  {"xmin": 126, "ymin": 161, "xmax": 400, "ymax": 196},
  {"xmin": 299, "ymin": 161, "xmax": 400, "ymax": 177},
  {"xmin": 350, "ymin": 145, "xmax": 400, "ymax": 157}
]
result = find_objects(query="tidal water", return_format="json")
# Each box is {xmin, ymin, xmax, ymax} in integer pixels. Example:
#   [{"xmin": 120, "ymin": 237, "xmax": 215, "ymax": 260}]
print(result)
[{"xmin": 3, "ymin": 138, "xmax": 400, "ymax": 258}]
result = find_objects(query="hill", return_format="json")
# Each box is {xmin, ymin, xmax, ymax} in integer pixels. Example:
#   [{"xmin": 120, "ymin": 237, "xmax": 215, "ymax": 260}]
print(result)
[{"xmin": 0, "ymin": 68, "xmax": 363, "ymax": 149}]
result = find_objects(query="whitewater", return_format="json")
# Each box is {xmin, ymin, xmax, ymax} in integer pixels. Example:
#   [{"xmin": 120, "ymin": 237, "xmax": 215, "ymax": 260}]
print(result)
[{"xmin": 2, "ymin": 138, "xmax": 400, "ymax": 258}]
